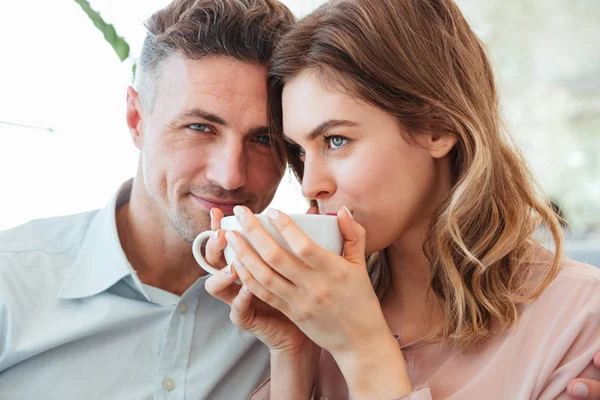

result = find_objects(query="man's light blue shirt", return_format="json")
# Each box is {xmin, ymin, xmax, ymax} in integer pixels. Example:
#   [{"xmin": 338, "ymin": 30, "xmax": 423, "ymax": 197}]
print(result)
[{"xmin": 0, "ymin": 180, "xmax": 270, "ymax": 399}]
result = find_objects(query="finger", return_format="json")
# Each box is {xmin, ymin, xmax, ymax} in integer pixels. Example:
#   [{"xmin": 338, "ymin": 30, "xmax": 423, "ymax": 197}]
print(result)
[
  {"xmin": 206, "ymin": 229, "xmax": 228, "ymax": 269},
  {"xmin": 230, "ymin": 256, "xmax": 291, "ymax": 315},
  {"xmin": 210, "ymin": 207, "xmax": 225, "ymax": 231},
  {"xmin": 336, "ymin": 206, "xmax": 367, "ymax": 265},
  {"xmin": 265, "ymin": 208, "xmax": 330, "ymax": 268},
  {"xmin": 205, "ymin": 265, "xmax": 241, "ymax": 305},
  {"xmin": 568, "ymin": 379, "xmax": 600, "ymax": 399},
  {"xmin": 225, "ymin": 229, "xmax": 296, "ymax": 301},
  {"xmin": 306, "ymin": 206, "xmax": 319, "ymax": 215},
  {"xmin": 595, "ymin": 351, "xmax": 600, "ymax": 368},
  {"xmin": 229, "ymin": 285, "xmax": 255, "ymax": 329},
  {"xmin": 231, "ymin": 206, "xmax": 305, "ymax": 283}
]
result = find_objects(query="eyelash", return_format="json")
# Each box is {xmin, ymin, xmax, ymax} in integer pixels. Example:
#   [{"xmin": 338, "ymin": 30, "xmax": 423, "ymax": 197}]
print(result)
[
  {"xmin": 188, "ymin": 123, "xmax": 212, "ymax": 133},
  {"xmin": 251, "ymin": 136, "xmax": 271, "ymax": 146},
  {"xmin": 287, "ymin": 134, "xmax": 350, "ymax": 161},
  {"xmin": 323, "ymin": 134, "xmax": 350, "ymax": 151},
  {"xmin": 187, "ymin": 125, "xmax": 270, "ymax": 146}
]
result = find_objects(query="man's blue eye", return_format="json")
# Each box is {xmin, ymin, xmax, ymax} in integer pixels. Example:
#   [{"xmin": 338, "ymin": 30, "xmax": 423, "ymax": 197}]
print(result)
[
  {"xmin": 253, "ymin": 136, "xmax": 271, "ymax": 145},
  {"xmin": 189, "ymin": 124, "xmax": 211, "ymax": 132}
]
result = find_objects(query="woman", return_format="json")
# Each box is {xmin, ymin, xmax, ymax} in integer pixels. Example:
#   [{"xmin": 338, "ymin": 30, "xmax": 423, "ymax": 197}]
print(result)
[{"xmin": 205, "ymin": 0, "xmax": 600, "ymax": 398}]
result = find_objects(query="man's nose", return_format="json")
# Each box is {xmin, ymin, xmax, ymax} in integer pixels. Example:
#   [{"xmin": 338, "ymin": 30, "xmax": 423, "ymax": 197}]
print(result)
[{"xmin": 205, "ymin": 141, "xmax": 247, "ymax": 191}]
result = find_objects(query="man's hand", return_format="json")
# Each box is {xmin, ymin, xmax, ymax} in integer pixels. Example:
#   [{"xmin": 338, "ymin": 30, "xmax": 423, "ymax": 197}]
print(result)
[
  {"xmin": 205, "ymin": 208, "xmax": 227, "ymax": 270},
  {"xmin": 568, "ymin": 351, "xmax": 600, "ymax": 399}
]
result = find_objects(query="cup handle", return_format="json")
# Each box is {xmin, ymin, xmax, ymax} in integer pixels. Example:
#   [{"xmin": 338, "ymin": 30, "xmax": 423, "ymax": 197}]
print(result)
[{"xmin": 192, "ymin": 230, "xmax": 221, "ymax": 275}]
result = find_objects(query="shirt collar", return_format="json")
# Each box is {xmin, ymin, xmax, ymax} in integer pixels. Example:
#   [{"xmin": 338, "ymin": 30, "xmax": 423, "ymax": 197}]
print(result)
[{"xmin": 57, "ymin": 179, "xmax": 150, "ymax": 301}]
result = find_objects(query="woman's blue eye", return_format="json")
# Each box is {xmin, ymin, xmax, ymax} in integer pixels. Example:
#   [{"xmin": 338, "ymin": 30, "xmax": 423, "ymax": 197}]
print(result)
[
  {"xmin": 328, "ymin": 136, "xmax": 348, "ymax": 149},
  {"xmin": 189, "ymin": 124, "xmax": 211, "ymax": 132}
]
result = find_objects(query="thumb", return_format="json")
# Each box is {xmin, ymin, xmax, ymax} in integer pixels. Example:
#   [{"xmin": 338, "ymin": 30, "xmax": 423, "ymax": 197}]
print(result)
[
  {"xmin": 568, "ymin": 378, "xmax": 600, "ymax": 399},
  {"xmin": 306, "ymin": 206, "xmax": 319, "ymax": 215},
  {"xmin": 337, "ymin": 206, "xmax": 366, "ymax": 264},
  {"xmin": 210, "ymin": 207, "xmax": 225, "ymax": 231}
]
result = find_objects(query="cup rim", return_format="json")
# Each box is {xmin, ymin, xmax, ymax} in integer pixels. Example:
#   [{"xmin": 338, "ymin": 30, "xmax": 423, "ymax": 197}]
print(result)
[{"xmin": 222, "ymin": 213, "xmax": 339, "ymax": 220}]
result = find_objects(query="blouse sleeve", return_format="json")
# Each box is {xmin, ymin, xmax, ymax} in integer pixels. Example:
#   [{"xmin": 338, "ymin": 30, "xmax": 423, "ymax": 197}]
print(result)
[
  {"xmin": 536, "ymin": 288, "xmax": 600, "ymax": 399},
  {"xmin": 248, "ymin": 379, "xmax": 434, "ymax": 400}
]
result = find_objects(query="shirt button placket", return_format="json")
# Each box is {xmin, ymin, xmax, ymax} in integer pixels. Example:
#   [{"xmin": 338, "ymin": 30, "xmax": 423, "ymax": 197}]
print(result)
[
  {"xmin": 179, "ymin": 302, "xmax": 188, "ymax": 314},
  {"xmin": 162, "ymin": 378, "xmax": 175, "ymax": 391}
]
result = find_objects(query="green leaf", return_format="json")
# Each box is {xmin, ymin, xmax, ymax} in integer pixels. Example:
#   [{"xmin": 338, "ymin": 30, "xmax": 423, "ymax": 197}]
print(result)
[{"xmin": 74, "ymin": 0, "xmax": 130, "ymax": 62}]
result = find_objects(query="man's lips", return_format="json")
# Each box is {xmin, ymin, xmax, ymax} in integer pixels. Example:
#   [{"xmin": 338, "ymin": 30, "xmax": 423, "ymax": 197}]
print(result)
[{"xmin": 192, "ymin": 195, "xmax": 247, "ymax": 214}]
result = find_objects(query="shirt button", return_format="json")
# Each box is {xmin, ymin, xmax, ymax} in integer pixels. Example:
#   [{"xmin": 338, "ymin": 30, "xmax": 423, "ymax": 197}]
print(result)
[
  {"xmin": 179, "ymin": 303, "xmax": 188, "ymax": 314},
  {"xmin": 162, "ymin": 378, "xmax": 175, "ymax": 391}
]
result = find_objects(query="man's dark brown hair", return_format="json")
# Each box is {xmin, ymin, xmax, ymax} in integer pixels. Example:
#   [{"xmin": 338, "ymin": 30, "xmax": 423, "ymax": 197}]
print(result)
[{"xmin": 136, "ymin": 0, "xmax": 295, "ymax": 110}]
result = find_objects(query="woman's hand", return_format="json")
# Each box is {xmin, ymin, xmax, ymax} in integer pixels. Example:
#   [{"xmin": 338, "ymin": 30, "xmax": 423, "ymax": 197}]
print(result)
[
  {"xmin": 206, "ymin": 263, "xmax": 317, "ymax": 356},
  {"xmin": 226, "ymin": 206, "xmax": 413, "ymax": 398},
  {"xmin": 226, "ymin": 205, "xmax": 389, "ymax": 356},
  {"xmin": 568, "ymin": 351, "xmax": 600, "ymax": 399},
  {"xmin": 205, "ymin": 207, "xmax": 317, "ymax": 355},
  {"xmin": 204, "ymin": 207, "xmax": 321, "ymax": 398}
]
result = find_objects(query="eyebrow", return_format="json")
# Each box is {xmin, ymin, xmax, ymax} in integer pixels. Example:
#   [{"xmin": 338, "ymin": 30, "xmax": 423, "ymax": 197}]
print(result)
[
  {"xmin": 176, "ymin": 108, "xmax": 269, "ymax": 136},
  {"xmin": 176, "ymin": 109, "xmax": 227, "ymax": 125},
  {"xmin": 284, "ymin": 119, "xmax": 359, "ymax": 144}
]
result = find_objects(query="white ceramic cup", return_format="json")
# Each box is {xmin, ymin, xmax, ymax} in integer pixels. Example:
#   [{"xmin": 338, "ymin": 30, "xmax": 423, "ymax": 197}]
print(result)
[{"xmin": 192, "ymin": 214, "xmax": 343, "ymax": 275}]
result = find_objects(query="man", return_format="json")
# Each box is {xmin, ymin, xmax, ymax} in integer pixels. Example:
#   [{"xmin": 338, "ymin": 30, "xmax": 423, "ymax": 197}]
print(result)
[{"xmin": 0, "ymin": 0, "xmax": 293, "ymax": 398}]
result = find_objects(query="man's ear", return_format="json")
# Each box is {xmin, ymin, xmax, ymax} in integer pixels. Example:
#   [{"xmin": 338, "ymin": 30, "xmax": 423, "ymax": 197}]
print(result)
[{"xmin": 126, "ymin": 86, "xmax": 144, "ymax": 150}]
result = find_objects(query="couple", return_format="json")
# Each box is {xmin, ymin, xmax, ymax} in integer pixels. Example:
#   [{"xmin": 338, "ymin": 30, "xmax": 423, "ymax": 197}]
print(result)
[
  {"xmin": 0, "ymin": 0, "xmax": 598, "ymax": 399},
  {"xmin": 205, "ymin": 1, "xmax": 600, "ymax": 399}
]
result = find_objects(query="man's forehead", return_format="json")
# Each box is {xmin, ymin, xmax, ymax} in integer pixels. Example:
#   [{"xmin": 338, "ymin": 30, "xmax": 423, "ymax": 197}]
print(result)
[
  {"xmin": 160, "ymin": 54, "xmax": 267, "ymax": 95},
  {"xmin": 152, "ymin": 55, "xmax": 268, "ymax": 119}
]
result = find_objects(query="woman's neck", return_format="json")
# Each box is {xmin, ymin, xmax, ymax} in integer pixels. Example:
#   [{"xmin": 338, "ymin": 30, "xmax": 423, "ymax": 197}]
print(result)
[{"xmin": 380, "ymin": 225, "xmax": 444, "ymax": 345}]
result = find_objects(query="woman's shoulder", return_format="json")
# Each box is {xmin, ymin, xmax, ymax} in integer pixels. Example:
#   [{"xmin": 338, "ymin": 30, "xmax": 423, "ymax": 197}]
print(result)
[
  {"xmin": 516, "ymin": 247, "xmax": 600, "ymax": 325},
  {"xmin": 556, "ymin": 257, "xmax": 600, "ymax": 283},
  {"xmin": 510, "ymin": 250, "xmax": 600, "ymax": 398},
  {"xmin": 548, "ymin": 256, "xmax": 600, "ymax": 293},
  {"xmin": 526, "ymin": 246, "xmax": 600, "ymax": 293},
  {"xmin": 519, "ymin": 249, "xmax": 600, "ymax": 328}
]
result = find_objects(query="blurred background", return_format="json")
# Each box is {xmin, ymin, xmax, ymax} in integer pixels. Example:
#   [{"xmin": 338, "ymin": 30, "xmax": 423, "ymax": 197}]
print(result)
[{"xmin": 0, "ymin": 0, "xmax": 598, "ymax": 265}]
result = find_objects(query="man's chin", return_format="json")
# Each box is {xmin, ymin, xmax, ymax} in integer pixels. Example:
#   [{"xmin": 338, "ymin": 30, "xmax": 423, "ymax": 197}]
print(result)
[{"xmin": 172, "ymin": 210, "xmax": 211, "ymax": 243}]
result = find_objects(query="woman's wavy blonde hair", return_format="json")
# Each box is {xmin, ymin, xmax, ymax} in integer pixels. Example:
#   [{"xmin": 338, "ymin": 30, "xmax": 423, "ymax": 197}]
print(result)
[{"xmin": 267, "ymin": 0, "xmax": 564, "ymax": 349}]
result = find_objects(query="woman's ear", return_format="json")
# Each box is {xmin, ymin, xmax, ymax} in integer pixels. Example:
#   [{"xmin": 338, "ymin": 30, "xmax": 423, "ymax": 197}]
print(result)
[
  {"xmin": 412, "ymin": 108, "xmax": 458, "ymax": 158},
  {"xmin": 413, "ymin": 130, "xmax": 457, "ymax": 159},
  {"xmin": 426, "ymin": 132, "xmax": 457, "ymax": 159}
]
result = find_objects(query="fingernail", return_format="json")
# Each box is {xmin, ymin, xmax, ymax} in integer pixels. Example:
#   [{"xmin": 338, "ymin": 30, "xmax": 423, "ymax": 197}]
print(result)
[
  {"xmin": 573, "ymin": 382, "xmax": 589, "ymax": 398},
  {"xmin": 224, "ymin": 265, "xmax": 232, "ymax": 275},
  {"xmin": 233, "ymin": 206, "xmax": 246, "ymax": 219},
  {"xmin": 213, "ymin": 229, "xmax": 220, "ymax": 240},
  {"xmin": 267, "ymin": 208, "xmax": 280, "ymax": 220},
  {"xmin": 343, "ymin": 206, "xmax": 354, "ymax": 220},
  {"xmin": 225, "ymin": 231, "xmax": 237, "ymax": 244}
]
